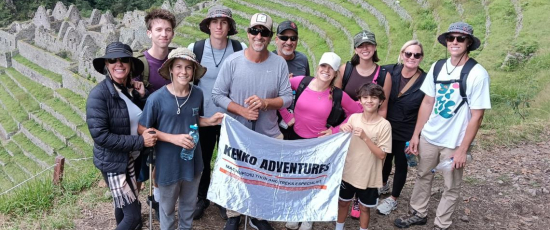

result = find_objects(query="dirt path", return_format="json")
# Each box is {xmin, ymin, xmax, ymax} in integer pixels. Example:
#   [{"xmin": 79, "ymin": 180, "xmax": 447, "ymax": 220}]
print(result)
[{"xmin": 74, "ymin": 140, "xmax": 550, "ymax": 229}]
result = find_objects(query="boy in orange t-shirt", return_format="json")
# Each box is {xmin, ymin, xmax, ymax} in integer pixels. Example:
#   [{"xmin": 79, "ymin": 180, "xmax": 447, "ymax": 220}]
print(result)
[{"xmin": 338, "ymin": 83, "xmax": 392, "ymax": 230}]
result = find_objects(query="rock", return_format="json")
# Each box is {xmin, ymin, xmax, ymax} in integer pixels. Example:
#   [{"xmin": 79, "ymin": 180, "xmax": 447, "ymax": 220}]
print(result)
[
  {"xmin": 497, "ymin": 180, "xmax": 504, "ymax": 184},
  {"xmin": 542, "ymin": 187, "xmax": 549, "ymax": 194},
  {"xmin": 98, "ymin": 180, "xmax": 107, "ymax": 188},
  {"xmin": 498, "ymin": 192, "xmax": 503, "ymax": 196},
  {"xmin": 460, "ymin": 215, "xmax": 470, "ymax": 222},
  {"xmin": 527, "ymin": 189, "xmax": 537, "ymax": 196},
  {"xmin": 104, "ymin": 190, "xmax": 112, "ymax": 199}
]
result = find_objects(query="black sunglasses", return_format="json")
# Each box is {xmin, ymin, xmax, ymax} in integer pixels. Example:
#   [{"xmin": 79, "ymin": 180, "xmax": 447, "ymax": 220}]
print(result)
[
  {"xmin": 107, "ymin": 57, "xmax": 131, "ymax": 64},
  {"xmin": 248, "ymin": 27, "xmax": 272, "ymax": 37},
  {"xmin": 445, "ymin": 35, "xmax": 468, "ymax": 43},
  {"xmin": 404, "ymin": 52, "xmax": 423, "ymax": 59},
  {"xmin": 278, "ymin": 35, "xmax": 298, "ymax": 42}
]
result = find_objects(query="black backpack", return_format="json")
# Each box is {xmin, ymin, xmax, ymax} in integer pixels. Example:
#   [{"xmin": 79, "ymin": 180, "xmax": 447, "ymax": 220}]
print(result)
[
  {"xmin": 342, "ymin": 61, "xmax": 388, "ymax": 89},
  {"xmin": 295, "ymin": 76, "xmax": 346, "ymax": 128},
  {"xmin": 432, "ymin": 58, "xmax": 478, "ymax": 115},
  {"xmin": 192, "ymin": 39, "xmax": 243, "ymax": 63},
  {"xmin": 134, "ymin": 47, "xmax": 176, "ymax": 89}
]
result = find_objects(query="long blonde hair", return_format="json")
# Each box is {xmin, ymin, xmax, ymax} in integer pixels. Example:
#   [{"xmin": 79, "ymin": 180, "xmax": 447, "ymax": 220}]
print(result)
[{"xmin": 397, "ymin": 40, "xmax": 424, "ymax": 64}]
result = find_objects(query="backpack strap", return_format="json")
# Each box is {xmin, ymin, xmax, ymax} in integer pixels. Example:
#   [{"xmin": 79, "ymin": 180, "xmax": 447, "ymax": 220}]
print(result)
[
  {"xmin": 341, "ymin": 61, "xmax": 353, "ymax": 89},
  {"xmin": 295, "ymin": 76, "xmax": 314, "ymax": 105},
  {"xmin": 371, "ymin": 65, "xmax": 381, "ymax": 85},
  {"xmin": 432, "ymin": 59, "xmax": 447, "ymax": 83},
  {"xmin": 433, "ymin": 58, "xmax": 478, "ymax": 115},
  {"xmin": 136, "ymin": 54, "xmax": 150, "ymax": 88},
  {"xmin": 231, "ymin": 39, "xmax": 243, "ymax": 52},
  {"xmin": 326, "ymin": 87, "xmax": 346, "ymax": 128},
  {"xmin": 193, "ymin": 39, "xmax": 206, "ymax": 63}
]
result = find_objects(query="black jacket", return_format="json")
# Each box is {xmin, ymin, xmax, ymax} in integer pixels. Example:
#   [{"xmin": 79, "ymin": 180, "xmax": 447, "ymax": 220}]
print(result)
[
  {"xmin": 386, "ymin": 64, "xmax": 426, "ymax": 142},
  {"xmin": 86, "ymin": 76, "xmax": 147, "ymax": 173}
]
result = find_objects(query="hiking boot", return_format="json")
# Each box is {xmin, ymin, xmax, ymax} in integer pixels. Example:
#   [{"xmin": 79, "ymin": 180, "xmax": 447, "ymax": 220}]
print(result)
[
  {"xmin": 350, "ymin": 198, "xmax": 360, "ymax": 219},
  {"xmin": 394, "ymin": 210, "xmax": 428, "ymax": 228},
  {"xmin": 298, "ymin": 221, "xmax": 313, "ymax": 230},
  {"xmin": 379, "ymin": 183, "xmax": 391, "ymax": 195},
  {"xmin": 285, "ymin": 222, "xmax": 299, "ymax": 229},
  {"xmin": 223, "ymin": 216, "xmax": 241, "ymax": 230},
  {"xmin": 377, "ymin": 197, "xmax": 398, "ymax": 215},
  {"xmin": 217, "ymin": 204, "xmax": 228, "ymax": 220},
  {"xmin": 250, "ymin": 218, "xmax": 274, "ymax": 230},
  {"xmin": 193, "ymin": 198, "xmax": 210, "ymax": 220}
]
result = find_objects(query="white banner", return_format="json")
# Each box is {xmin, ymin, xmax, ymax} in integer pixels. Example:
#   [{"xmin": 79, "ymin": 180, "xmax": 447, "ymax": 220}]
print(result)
[{"xmin": 207, "ymin": 116, "xmax": 351, "ymax": 222}]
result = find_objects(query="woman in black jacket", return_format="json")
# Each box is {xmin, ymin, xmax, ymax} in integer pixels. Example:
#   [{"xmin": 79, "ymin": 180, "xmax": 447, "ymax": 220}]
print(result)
[
  {"xmin": 86, "ymin": 42, "xmax": 157, "ymax": 230},
  {"xmin": 376, "ymin": 40, "xmax": 427, "ymax": 215}
]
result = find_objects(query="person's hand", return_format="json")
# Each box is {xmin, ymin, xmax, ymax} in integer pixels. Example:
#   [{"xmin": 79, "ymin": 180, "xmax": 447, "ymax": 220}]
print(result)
[
  {"xmin": 288, "ymin": 73, "xmax": 294, "ymax": 79},
  {"xmin": 245, "ymin": 95, "xmax": 266, "ymax": 111},
  {"xmin": 172, "ymin": 134, "xmax": 195, "ymax": 150},
  {"xmin": 318, "ymin": 128, "xmax": 333, "ymax": 137},
  {"xmin": 287, "ymin": 118, "xmax": 295, "ymax": 127},
  {"xmin": 409, "ymin": 135, "xmax": 420, "ymax": 156},
  {"xmin": 352, "ymin": 127, "xmax": 366, "ymax": 140},
  {"xmin": 340, "ymin": 123, "xmax": 353, "ymax": 133},
  {"xmin": 240, "ymin": 106, "xmax": 259, "ymax": 120},
  {"xmin": 209, "ymin": 113, "xmax": 224, "ymax": 125},
  {"xmin": 132, "ymin": 80, "xmax": 146, "ymax": 98},
  {"xmin": 142, "ymin": 128, "xmax": 157, "ymax": 147},
  {"xmin": 451, "ymin": 148, "xmax": 468, "ymax": 169}
]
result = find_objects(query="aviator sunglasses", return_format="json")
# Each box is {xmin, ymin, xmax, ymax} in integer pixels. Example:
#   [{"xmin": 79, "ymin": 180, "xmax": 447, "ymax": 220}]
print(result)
[
  {"xmin": 445, "ymin": 35, "xmax": 468, "ymax": 43},
  {"xmin": 278, "ymin": 35, "xmax": 298, "ymax": 42},
  {"xmin": 107, "ymin": 57, "xmax": 131, "ymax": 64},
  {"xmin": 404, "ymin": 52, "xmax": 423, "ymax": 59},
  {"xmin": 248, "ymin": 27, "xmax": 272, "ymax": 37}
]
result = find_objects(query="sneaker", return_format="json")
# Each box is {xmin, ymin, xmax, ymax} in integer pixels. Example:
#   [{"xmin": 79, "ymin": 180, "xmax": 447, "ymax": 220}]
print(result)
[
  {"xmin": 379, "ymin": 183, "xmax": 391, "ymax": 195},
  {"xmin": 285, "ymin": 222, "xmax": 299, "ymax": 229},
  {"xmin": 433, "ymin": 226, "xmax": 448, "ymax": 230},
  {"xmin": 217, "ymin": 204, "xmax": 228, "ymax": 220},
  {"xmin": 376, "ymin": 197, "xmax": 398, "ymax": 215},
  {"xmin": 350, "ymin": 198, "xmax": 360, "ymax": 219},
  {"xmin": 223, "ymin": 216, "xmax": 241, "ymax": 230},
  {"xmin": 298, "ymin": 221, "xmax": 313, "ymax": 230},
  {"xmin": 193, "ymin": 199, "xmax": 210, "ymax": 220},
  {"xmin": 394, "ymin": 210, "xmax": 428, "ymax": 228},
  {"xmin": 250, "ymin": 218, "xmax": 274, "ymax": 230}
]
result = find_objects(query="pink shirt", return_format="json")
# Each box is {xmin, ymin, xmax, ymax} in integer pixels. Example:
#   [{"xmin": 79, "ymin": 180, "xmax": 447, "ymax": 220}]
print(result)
[{"xmin": 280, "ymin": 76, "xmax": 362, "ymax": 138}]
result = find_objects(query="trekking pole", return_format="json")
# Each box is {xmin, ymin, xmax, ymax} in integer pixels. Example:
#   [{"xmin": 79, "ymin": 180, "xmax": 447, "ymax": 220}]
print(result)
[{"xmin": 146, "ymin": 130, "xmax": 156, "ymax": 230}]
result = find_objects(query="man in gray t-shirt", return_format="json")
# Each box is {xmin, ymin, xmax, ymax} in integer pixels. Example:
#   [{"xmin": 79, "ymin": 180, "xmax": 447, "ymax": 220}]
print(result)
[
  {"xmin": 212, "ymin": 13, "xmax": 292, "ymax": 230},
  {"xmin": 273, "ymin": 20, "xmax": 310, "ymax": 77}
]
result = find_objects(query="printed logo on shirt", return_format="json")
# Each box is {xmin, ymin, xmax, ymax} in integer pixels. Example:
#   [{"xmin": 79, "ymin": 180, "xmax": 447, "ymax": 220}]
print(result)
[
  {"xmin": 434, "ymin": 83, "xmax": 459, "ymax": 119},
  {"xmin": 193, "ymin": 107, "xmax": 199, "ymax": 116}
]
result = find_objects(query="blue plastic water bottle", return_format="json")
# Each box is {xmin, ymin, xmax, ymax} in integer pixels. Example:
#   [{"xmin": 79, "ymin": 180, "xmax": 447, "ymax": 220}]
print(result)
[
  {"xmin": 180, "ymin": 124, "xmax": 198, "ymax": 160},
  {"xmin": 405, "ymin": 142, "xmax": 418, "ymax": 167}
]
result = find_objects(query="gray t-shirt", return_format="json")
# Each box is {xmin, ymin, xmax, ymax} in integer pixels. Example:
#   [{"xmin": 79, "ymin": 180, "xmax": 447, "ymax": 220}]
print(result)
[
  {"xmin": 212, "ymin": 51, "xmax": 293, "ymax": 137},
  {"xmin": 189, "ymin": 40, "xmax": 247, "ymax": 117},
  {"xmin": 139, "ymin": 85, "xmax": 204, "ymax": 186},
  {"xmin": 272, "ymin": 50, "xmax": 310, "ymax": 76}
]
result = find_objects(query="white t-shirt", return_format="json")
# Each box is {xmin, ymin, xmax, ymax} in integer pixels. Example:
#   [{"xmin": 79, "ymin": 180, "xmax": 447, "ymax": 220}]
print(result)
[
  {"xmin": 420, "ymin": 58, "xmax": 491, "ymax": 148},
  {"xmin": 116, "ymin": 86, "xmax": 143, "ymax": 159}
]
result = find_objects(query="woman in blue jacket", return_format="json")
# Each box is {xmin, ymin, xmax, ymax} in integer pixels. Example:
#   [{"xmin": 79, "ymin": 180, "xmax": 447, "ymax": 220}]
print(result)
[{"xmin": 86, "ymin": 42, "xmax": 157, "ymax": 229}]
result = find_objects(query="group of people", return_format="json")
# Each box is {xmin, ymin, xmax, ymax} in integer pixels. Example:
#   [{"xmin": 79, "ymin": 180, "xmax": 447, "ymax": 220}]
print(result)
[{"xmin": 86, "ymin": 5, "xmax": 491, "ymax": 230}]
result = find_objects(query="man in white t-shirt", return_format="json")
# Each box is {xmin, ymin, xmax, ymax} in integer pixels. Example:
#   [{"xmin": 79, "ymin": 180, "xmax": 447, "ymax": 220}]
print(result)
[{"xmin": 394, "ymin": 22, "xmax": 491, "ymax": 230}]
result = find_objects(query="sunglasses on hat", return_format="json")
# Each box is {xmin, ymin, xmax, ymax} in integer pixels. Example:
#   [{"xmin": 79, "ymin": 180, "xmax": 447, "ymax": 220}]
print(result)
[
  {"xmin": 107, "ymin": 57, "xmax": 131, "ymax": 64},
  {"xmin": 445, "ymin": 35, "xmax": 468, "ymax": 43},
  {"xmin": 404, "ymin": 52, "xmax": 423, "ymax": 59},
  {"xmin": 248, "ymin": 27, "xmax": 271, "ymax": 37},
  {"xmin": 278, "ymin": 35, "xmax": 298, "ymax": 42}
]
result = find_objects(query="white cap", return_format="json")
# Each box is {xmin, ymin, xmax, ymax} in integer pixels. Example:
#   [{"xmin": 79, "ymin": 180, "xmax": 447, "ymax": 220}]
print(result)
[{"xmin": 318, "ymin": 52, "xmax": 341, "ymax": 71}]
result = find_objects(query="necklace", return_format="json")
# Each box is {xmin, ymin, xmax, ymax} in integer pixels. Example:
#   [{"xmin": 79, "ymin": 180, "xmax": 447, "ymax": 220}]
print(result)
[
  {"xmin": 172, "ymin": 83, "xmax": 193, "ymax": 115},
  {"xmin": 445, "ymin": 52, "xmax": 466, "ymax": 75},
  {"xmin": 211, "ymin": 38, "xmax": 229, "ymax": 67}
]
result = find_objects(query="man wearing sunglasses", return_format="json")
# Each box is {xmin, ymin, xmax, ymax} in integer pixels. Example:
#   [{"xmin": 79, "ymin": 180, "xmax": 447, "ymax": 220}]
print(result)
[
  {"xmin": 395, "ymin": 22, "xmax": 491, "ymax": 230},
  {"xmin": 212, "ymin": 13, "xmax": 292, "ymax": 230},
  {"xmin": 273, "ymin": 20, "xmax": 310, "ymax": 78}
]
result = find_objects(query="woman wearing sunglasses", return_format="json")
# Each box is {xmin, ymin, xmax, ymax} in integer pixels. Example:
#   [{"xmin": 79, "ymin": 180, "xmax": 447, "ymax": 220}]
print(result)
[
  {"xmin": 376, "ymin": 40, "xmax": 427, "ymax": 216},
  {"xmin": 335, "ymin": 30, "xmax": 392, "ymax": 118},
  {"xmin": 87, "ymin": 42, "xmax": 157, "ymax": 230}
]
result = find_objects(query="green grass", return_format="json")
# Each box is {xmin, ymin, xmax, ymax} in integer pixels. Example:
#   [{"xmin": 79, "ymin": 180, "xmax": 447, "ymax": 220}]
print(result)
[
  {"xmin": 56, "ymin": 88, "xmax": 86, "ymax": 112},
  {"xmin": 35, "ymin": 111, "xmax": 76, "ymax": 138},
  {"xmin": 5, "ymin": 141, "xmax": 43, "ymax": 175},
  {"xmin": 0, "ymin": 74, "xmax": 38, "ymax": 117},
  {"xmin": 11, "ymin": 134, "xmax": 55, "ymax": 166},
  {"xmin": 22, "ymin": 120, "xmax": 65, "ymax": 150},
  {"xmin": 0, "ymin": 110, "xmax": 18, "ymax": 134},
  {"xmin": 12, "ymin": 55, "xmax": 63, "ymax": 83},
  {"xmin": 67, "ymin": 137, "xmax": 92, "ymax": 156}
]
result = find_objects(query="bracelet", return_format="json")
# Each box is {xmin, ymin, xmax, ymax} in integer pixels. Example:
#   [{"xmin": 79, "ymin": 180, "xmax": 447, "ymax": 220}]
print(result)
[{"xmin": 262, "ymin": 100, "xmax": 269, "ymax": 111}]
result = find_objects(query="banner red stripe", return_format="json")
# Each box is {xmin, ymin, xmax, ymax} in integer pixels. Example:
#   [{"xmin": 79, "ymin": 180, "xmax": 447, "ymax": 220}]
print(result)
[{"xmin": 220, "ymin": 168, "xmax": 327, "ymax": 190}]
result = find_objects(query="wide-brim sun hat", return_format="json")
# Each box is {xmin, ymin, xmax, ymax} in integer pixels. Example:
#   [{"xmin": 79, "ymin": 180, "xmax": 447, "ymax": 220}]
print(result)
[
  {"xmin": 158, "ymin": 47, "xmax": 207, "ymax": 81},
  {"xmin": 199, "ymin": 5, "xmax": 237, "ymax": 36},
  {"xmin": 93, "ymin": 42, "xmax": 144, "ymax": 77},
  {"xmin": 437, "ymin": 22, "xmax": 481, "ymax": 51}
]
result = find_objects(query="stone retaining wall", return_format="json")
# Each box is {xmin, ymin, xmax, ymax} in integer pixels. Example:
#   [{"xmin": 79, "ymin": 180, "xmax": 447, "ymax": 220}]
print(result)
[
  {"xmin": 17, "ymin": 40, "xmax": 72, "ymax": 76},
  {"xmin": 53, "ymin": 91, "xmax": 85, "ymax": 120},
  {"xmin": 39, "ymin": 103, "xmax": 78, "ymax": 132},
  {"xmin": 11, "ymin": 138, "xmax": 49, "ymax": 168},
  {"xmin": 11, "ymin": 58, "xmax": 62, "ymax": 89},
  {"xmin": 28, "ymin": 113, "xmax": 68, "ymax": 145},
  {"xmin": 0, "ymin": 52, "xmax": 11, "ymax": 68},
  {"xmin": 20, "ymin": 124, "xmax": 55, "ymax": 156}
]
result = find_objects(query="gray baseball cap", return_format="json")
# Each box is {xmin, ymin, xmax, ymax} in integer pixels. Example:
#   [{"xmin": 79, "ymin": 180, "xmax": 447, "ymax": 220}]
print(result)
[{"xmin": 354, "ymin": 30, "xmax": 376, "ymax": 48}]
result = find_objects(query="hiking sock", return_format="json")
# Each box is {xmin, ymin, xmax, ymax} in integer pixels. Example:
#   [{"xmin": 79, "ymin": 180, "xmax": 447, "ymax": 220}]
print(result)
[
  {"xmin": 359, "ymin": 228, "xmax": 368, "ymax": 230},
  {"xmin": 335, "ymin": 222, "xmax": 345, "ymax": 230}
]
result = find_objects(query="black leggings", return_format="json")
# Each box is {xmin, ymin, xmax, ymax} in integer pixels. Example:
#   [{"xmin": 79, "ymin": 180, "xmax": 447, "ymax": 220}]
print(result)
[
  {"xmin": 101, "ymin": 171, "xmax": 142, "ymax": 230},
  {"xmin": 197, "ymin": 125, "xmax": 221, "ymax": 200},
  {"xmin": 382, "ymin": 140, "xmax": 408, "ymax": 198}
]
